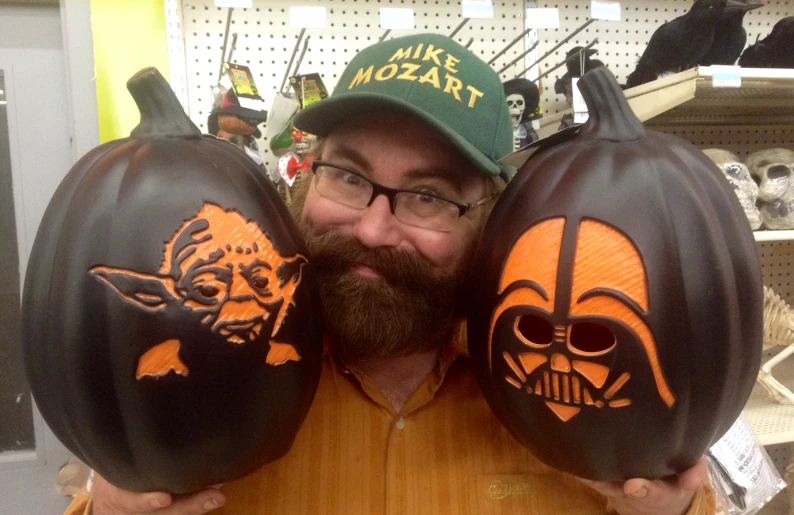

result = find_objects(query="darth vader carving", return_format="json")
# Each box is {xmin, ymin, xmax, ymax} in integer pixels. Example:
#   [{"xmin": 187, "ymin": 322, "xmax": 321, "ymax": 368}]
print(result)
[
  {"xmin": 491, "ymin": 218, "xmax": 674, "ymax": 424},
  {"xmin": 469, "ymin": 67, "xmax": 763, "ymax": 481}
]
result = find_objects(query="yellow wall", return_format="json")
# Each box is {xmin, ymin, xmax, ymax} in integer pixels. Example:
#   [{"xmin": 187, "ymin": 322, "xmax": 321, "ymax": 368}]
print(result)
[{"xmin": 91, "ymin": 0, "xmax": 169, "ymax": 143}]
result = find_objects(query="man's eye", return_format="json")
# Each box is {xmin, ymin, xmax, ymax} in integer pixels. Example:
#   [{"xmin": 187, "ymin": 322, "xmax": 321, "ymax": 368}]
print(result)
[{"xmin": 343, "ymin": 172, "xmax": 362, "ymax": 186}]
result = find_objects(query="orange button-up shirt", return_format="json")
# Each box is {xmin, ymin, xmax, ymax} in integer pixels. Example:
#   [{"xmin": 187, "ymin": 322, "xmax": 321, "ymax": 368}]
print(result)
[{"xmin": 66, "ymin": 329, "xmax": 713, "ymax": 515}]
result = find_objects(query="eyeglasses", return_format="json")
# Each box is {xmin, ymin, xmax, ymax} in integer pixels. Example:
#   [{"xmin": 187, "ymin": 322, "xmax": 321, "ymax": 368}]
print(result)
[{"xmin": 310, "ymin": 160, "xmax": 494, "ymax": 232}]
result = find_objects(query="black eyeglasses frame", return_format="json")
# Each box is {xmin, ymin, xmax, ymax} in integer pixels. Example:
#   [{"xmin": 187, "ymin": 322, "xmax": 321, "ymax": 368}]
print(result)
[{"xmin": 310, "ymin": 160, "xmax": 494, "ymax": 218}]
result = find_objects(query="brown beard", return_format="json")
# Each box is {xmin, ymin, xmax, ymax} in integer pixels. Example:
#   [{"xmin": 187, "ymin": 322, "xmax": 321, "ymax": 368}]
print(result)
[{"xmin": 299, "ymin": 226, "xmax": 472, "ymax": 364}]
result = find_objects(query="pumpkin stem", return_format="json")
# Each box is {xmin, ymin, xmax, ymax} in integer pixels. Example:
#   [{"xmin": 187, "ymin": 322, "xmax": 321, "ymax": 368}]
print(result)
[
  {"xmin": 127, "ymin": 68, "xmax": 201, "ymax": 139},
  {"xmin": 576, "ymin": 67, "xmax": 645, "ymax": 142}
]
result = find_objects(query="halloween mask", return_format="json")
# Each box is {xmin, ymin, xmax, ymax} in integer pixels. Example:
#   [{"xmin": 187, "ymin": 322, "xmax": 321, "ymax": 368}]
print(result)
[
  {"xmin": 505, "ymin": 94, "xmax": 526, "ymax": 128},
  {"xmin": 469, "ymin": 67, "xmax": 763, "ymax": 481},
  {"xmin": 747, "ymin": 148, "xmax": 794, "ymax": 230},
  {"xmin": 704, "ymin": 149, "xmax": 762, "ymax": 230}
]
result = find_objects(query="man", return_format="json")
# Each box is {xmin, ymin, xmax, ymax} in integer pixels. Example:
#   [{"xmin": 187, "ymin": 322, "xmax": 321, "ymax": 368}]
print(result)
[{"xmin": 66, "ymin": 34, "xmax": 712, "ymax": 515}]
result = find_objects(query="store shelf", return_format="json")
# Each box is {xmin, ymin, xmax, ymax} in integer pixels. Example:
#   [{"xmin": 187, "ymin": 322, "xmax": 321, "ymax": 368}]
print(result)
[
  {"xmin": 754, "ymin": 231, "xmax": 794, "ymax": 243},
  {"xmin": 745, "ymin": 348, "xmax": 794, "ymax": 446},
  {"xmin": 537, "ymin": 67, "xmax": 794, "ymax": 139}
]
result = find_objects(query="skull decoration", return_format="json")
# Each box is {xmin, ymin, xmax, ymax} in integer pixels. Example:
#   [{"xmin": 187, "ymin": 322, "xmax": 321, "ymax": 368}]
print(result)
[
  {"xmin": 703, "ymin": 149, "xmax": 762, "ymax": 230},
  {"xmin": 747, "ymin": 148, "xmax": 794, "ymax": 230},
  {"xmin": 506, "ymin": 94, "xmax": 526, "ymax": 128},
  {"xmin": 469, "ymin": 67, "xmax": 763, "ymax": 481},
  {"xmin": 503, "ymin": 79, "xmax": 541, "ymax": 151}
]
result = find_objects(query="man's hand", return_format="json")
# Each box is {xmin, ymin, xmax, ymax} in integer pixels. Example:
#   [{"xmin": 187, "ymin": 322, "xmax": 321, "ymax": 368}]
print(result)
[
  {"xmin": 91, "ymin": 472, "xmax": 226, "ymax": 515},
  {"xmin": 579, "ymin": 457, "xmax": 708, "ymax": 515}
]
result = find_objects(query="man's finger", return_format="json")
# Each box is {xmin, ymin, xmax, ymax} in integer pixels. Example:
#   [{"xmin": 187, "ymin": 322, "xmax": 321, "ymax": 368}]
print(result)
[
  {"xmin": 678, "ymin": 457, "xmax": 709, "ymax": 491},
  {"xmin": 160, "ymin": 488, "xmax": 226, "ymax": 515},
  {"xmin": 92, "ymin": 473, "xmax": 172, "ymax": 513},
  {"xmin": 577, "ymin": 478, "xmax": 625, "ymax": 498},
  {"xmin": 622, "ymin": 478, "xmax": 652, "ymax": 499}
]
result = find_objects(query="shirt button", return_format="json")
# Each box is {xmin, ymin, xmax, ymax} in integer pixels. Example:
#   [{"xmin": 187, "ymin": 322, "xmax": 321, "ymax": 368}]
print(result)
[{"xmin": 395, "ymin": 417, "xmax": 405, "ymax": 430}]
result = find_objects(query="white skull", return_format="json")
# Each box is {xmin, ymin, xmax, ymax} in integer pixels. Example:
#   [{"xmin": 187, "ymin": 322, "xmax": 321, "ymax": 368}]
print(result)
[
  {"xmin": 703, "ymin": 149, "xmax": 761, "ymax": 230},
  {"xmin": 506, "ymin": 93, "xmax": 525, "ymax": 127},
  {"xmin": 747, "ymin": 148, "xmax": 794, "ymax": 230}
]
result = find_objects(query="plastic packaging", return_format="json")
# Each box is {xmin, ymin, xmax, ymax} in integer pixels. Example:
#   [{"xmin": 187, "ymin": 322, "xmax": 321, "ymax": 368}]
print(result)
[{"xmin": 707, "ymin": 414, "xmax": 786, "ymax": 515}]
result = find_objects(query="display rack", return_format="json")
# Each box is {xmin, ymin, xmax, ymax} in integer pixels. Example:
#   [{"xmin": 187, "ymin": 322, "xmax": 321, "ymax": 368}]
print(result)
[
  {"xmin": 756, "ymin": 231, "xmax": 794, "ymax": 243},
  {"xmin": 537, "ymin": 67, "xmax": 794, "ymax": 139},
  {"xmin": 745, "ymin": 348, "xmax": 794, "ymax": 446}
]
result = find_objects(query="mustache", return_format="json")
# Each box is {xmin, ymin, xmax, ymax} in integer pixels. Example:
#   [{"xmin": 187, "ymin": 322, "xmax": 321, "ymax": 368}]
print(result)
[{"xmin": 304, "ymin": 230, "xmax": 452, "ymax": 291}]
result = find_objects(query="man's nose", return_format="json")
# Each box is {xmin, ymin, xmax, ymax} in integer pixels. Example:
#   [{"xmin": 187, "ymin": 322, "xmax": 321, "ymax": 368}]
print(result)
[{"xmin": 353, "ymin": 193, "xmax": 402, "ymax": 249}]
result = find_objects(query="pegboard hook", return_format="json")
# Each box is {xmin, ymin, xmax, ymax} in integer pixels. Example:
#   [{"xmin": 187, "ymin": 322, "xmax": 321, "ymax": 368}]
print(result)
[
  {"xmin": 292, "ymin": 35, "xmax": 311, "ymax": 80},
  {"xmin": 280, "ymin": 28, "xmax": 307, "ymax": 94},
  {"xmin": 449, "ymin": 18, "xmax": 470, "ymax": 38},
  {"xmin": 497, "ymin": 40, "xmax": 539, "ymax": 75},
  {"xmin": 529, "ymin": 38, "xmax": 598, "ymax": 82},
  {"xmin": 512, "ymin": 19, "xmax": 596, "ymax": 79},
  {"xmin": 216, "ymin": 8, "xmax": 235, "ymax": 85},
  {"xmin": 487, "ymin": 27, "xmax": 532, "ymax": 65}
]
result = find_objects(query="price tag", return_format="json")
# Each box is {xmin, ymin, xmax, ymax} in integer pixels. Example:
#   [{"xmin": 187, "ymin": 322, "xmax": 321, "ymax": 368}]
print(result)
[
  {"xmin": 380, "ymin": 8, "xmax": 415, "ymax": 29},
  {"xmin": 572, "ymin": 77, "xmax": 589, "ymax": 123},
  {"xmin": 214, "ymin": 0, "xmax": 252, "ymax": 7},
  {"xmin": 711, "ymin": 65, "xmax": 742, "ymax": 88},
  {"xmin": 462, "ymin": 0, "xmax": 494, "ymax": 19},
  {"xmin": 591, "ymin": 0, "xmax": 621, "ymax": 21},
  {"xmin": 526, "ymin": 8, "xmax": 560, "ymax": 29},
  {"xmin": 289, "ymin": 6, "xmax": 327, "ymax": 29}
]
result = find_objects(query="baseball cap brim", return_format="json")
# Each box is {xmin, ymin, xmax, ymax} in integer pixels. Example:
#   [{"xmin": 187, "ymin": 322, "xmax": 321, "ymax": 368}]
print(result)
[{"xmin": 295, "ymin": 92, "xmax": 509, "ymax": 178}]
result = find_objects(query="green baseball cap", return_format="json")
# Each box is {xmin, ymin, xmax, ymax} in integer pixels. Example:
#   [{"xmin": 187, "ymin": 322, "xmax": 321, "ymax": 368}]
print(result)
[{"xmin": 294, "ymin": 33, "xmax": 513, "ymax": 178}]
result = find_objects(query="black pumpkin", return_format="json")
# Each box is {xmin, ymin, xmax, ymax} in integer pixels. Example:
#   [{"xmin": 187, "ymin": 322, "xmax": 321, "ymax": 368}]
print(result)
[
  {"xmin": 468, "ymin": 67, "xmax": 763, "ymax": 481},
  {"xmin": 22, "ymin": 68, "xmax": 322, "ymax": 493}
]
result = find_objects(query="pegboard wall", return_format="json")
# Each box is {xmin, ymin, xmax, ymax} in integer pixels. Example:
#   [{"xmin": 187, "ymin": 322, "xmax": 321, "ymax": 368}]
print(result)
[
  {"xmin": 175, "ymin": 0, "xmax": 794, "ymax": 171},
  {"xmin": 179, "ymin": 0, "xmax": 526, "ymax": 172},
  {"xmin": 659, "ymin": 126, "xmax": 794, "ymax": 157},
  {"xmin": 760, "ymin": 241, "xmax": 794, "ymax": 302}
]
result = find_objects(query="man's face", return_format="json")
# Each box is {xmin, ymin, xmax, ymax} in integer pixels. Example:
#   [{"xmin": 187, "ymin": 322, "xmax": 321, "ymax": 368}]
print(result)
[
  {"xmin": 297, "ymin": 112, "xmax": 490, "ymax": 362},
  {"xmin": 301, "ymin": 112, "xmax": 487, "ymax": 274}
]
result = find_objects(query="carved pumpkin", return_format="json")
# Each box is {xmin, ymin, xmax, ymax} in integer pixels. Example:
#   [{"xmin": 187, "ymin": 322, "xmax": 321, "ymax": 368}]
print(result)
[
  {"xmin": 468, "ymin": 67, "xmax": 763, "ymax": 481},
  {"xmin": 22, "ymin": 68, "xmax": 322, "ymax": 493}
]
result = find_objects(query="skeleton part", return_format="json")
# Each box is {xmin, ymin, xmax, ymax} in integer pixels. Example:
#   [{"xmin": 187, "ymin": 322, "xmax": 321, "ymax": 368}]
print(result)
[
  {"xmin": 506, "ymin": 93, "xmax": 525, "ymax": 128},
  {"xmin": 747, "ymin": 148, "xmax": 794, "ymax": 230},
  {"xmin": 703, "ymin": 149, "xmax": 761, "ymax": 230},
  {"xmin": 757, "ymin": 286, "xmax": 794, "ymax": 405}
]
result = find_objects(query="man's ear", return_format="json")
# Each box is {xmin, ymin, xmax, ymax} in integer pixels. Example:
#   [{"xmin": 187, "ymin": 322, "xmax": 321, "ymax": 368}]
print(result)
[{"xmin": 90, "ymin": 266, "xmax": 179, "ymax": 312}]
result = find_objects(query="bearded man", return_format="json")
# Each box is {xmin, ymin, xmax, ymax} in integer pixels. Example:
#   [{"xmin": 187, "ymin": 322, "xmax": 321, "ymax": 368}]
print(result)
[{"xmin": 67, "ymin": 34, "xmax": 713, "ymax": 515}]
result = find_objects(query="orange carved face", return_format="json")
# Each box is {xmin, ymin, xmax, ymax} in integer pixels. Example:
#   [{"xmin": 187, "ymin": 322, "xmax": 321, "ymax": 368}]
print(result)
[
  {"xmin": 489, "ymin": 217, "xmax": 675, "ymax": 422},
  {"xmin": 89, "ymin": 203, "xmax": 306, "ymax": 378}
]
